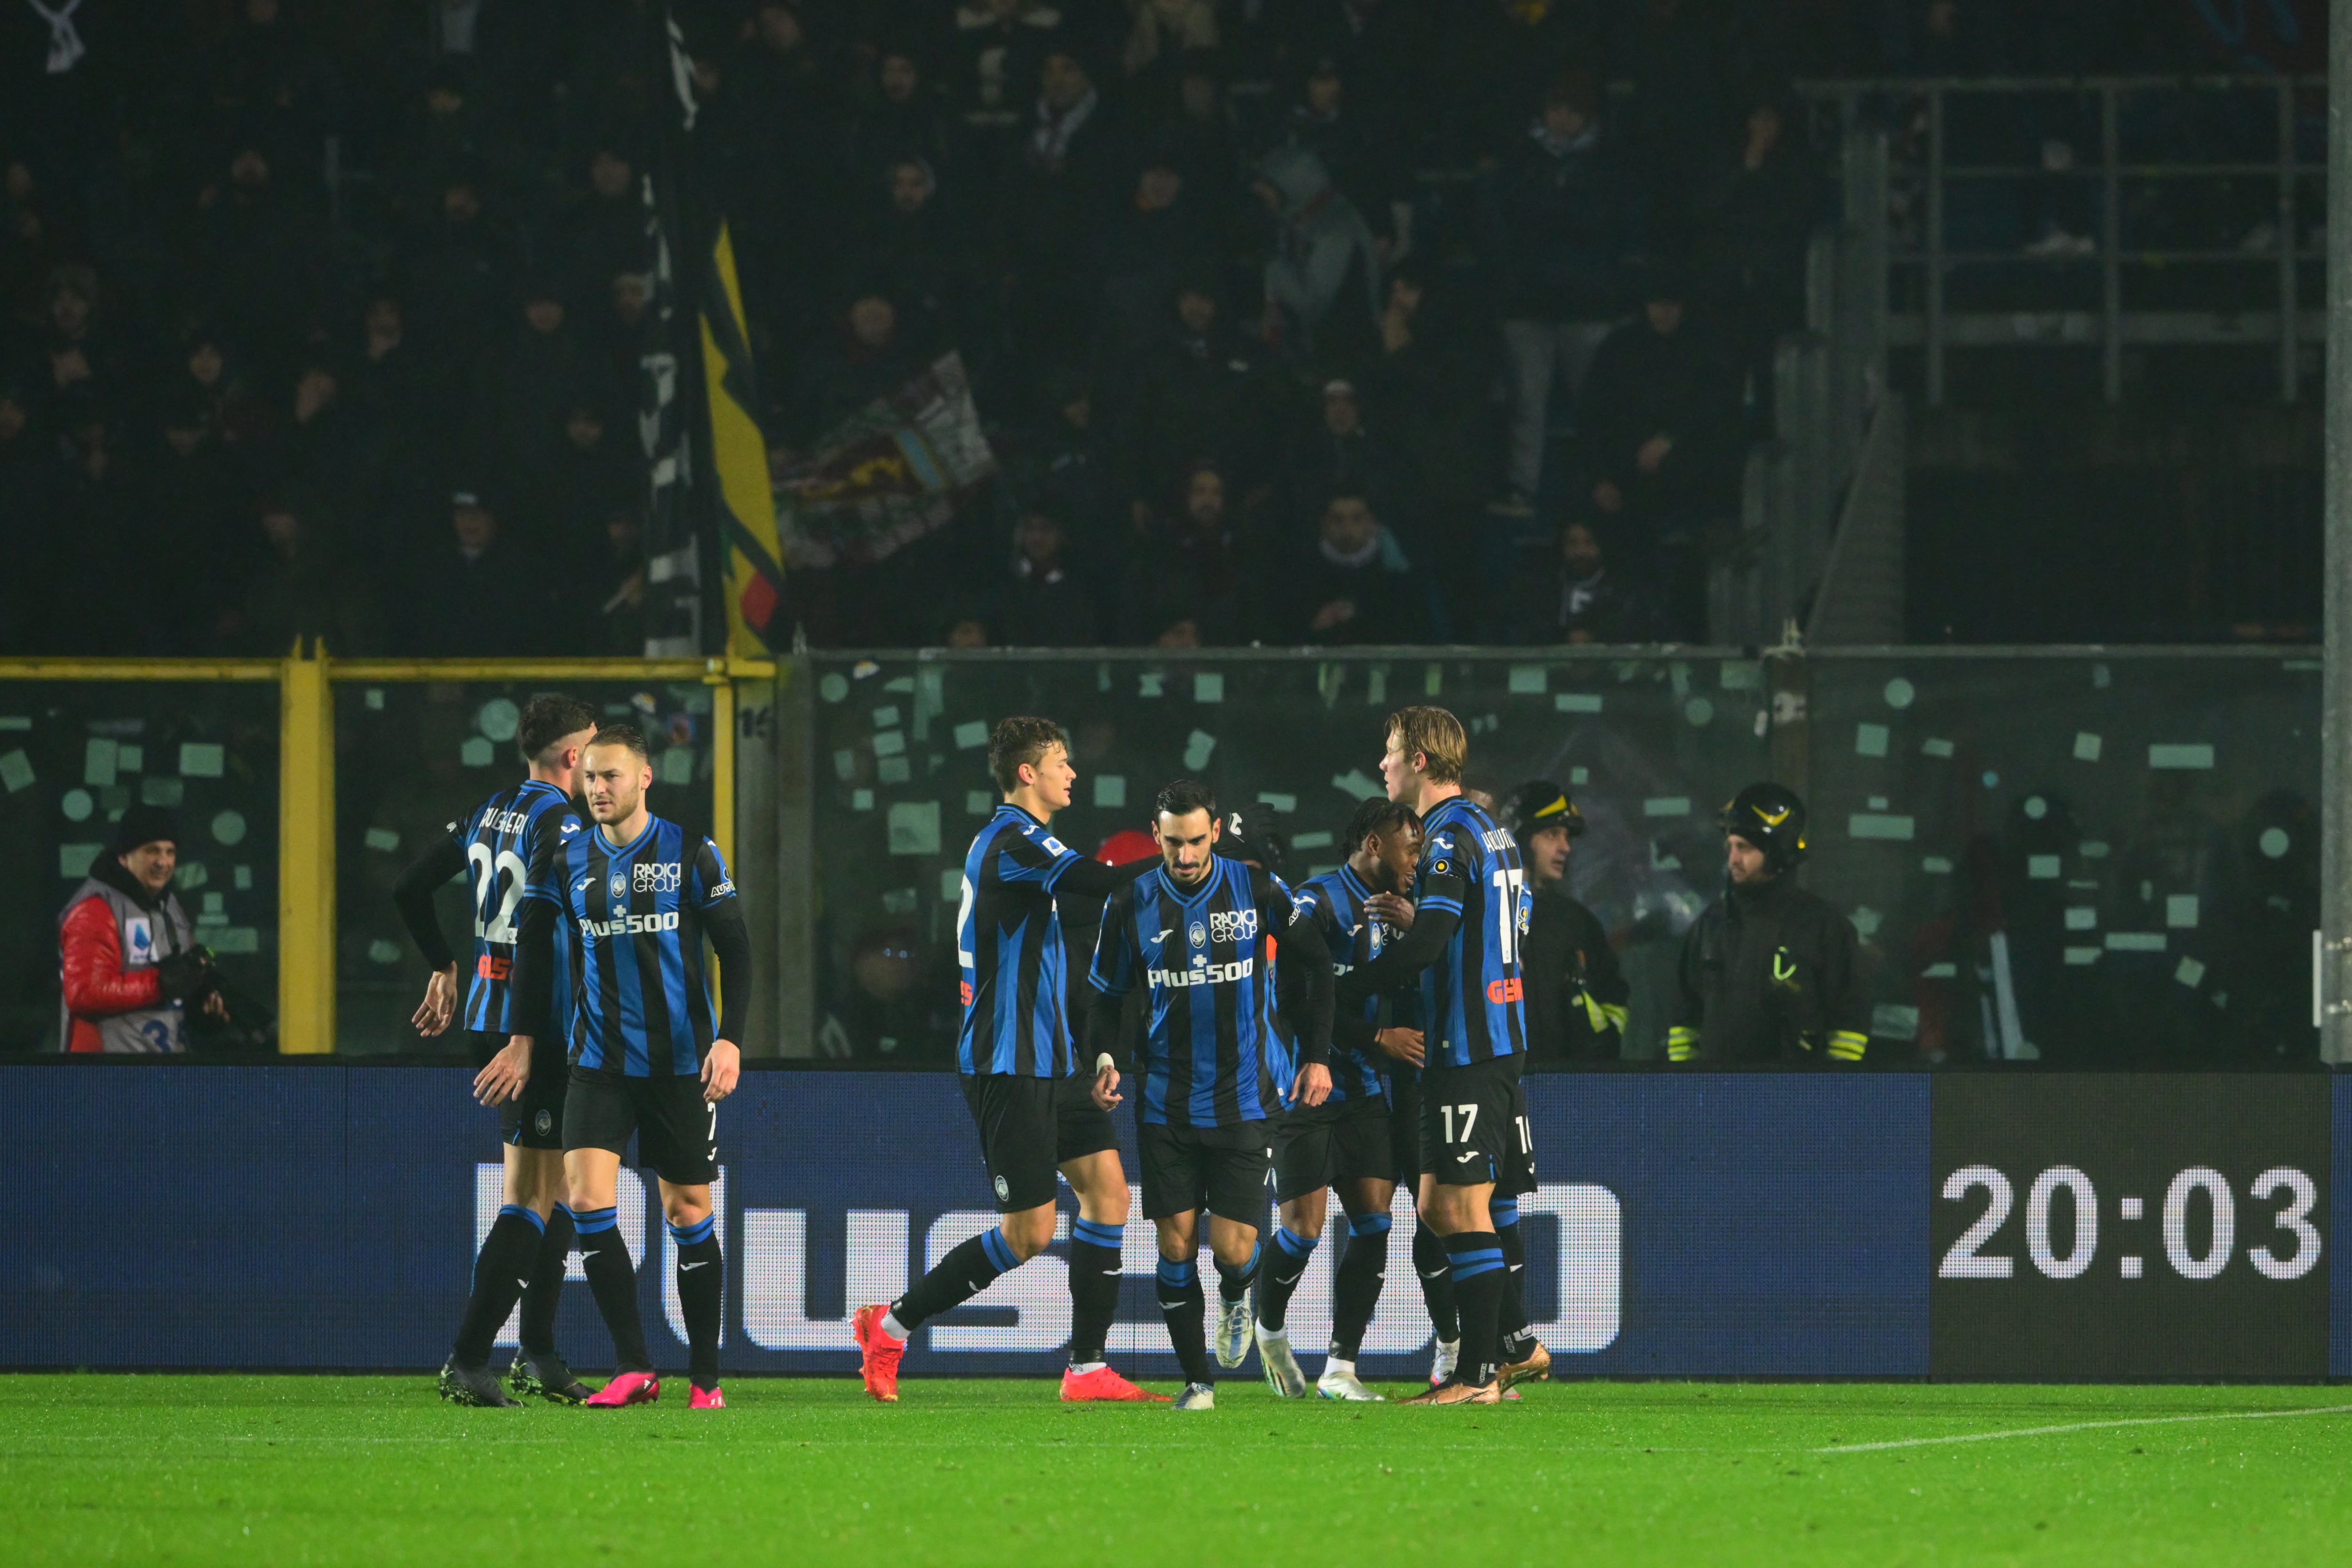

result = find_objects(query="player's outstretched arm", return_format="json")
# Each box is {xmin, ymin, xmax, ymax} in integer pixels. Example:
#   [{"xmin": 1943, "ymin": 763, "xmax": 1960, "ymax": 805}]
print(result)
[
  {"xmin": 391, "ymin": 836, "xmax": 466, "ymax": 1035},
  {"xmin": 1050, "ymin": 850, "xmax": 1157, "ymax": 903}
]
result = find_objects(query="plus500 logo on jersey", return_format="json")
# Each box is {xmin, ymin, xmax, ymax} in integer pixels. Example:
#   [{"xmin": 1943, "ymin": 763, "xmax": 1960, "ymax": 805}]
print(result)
[
  {"xmin": 634, "ymin": 862, "xmax": 682, "ymax": 894},
  {"xmin": 580, "ymin": 910, "xmax": 683, "ymax": 938},
  {"xmin": 1148, "ymin": 958, "xmax": 1254, "ymax": 988}
]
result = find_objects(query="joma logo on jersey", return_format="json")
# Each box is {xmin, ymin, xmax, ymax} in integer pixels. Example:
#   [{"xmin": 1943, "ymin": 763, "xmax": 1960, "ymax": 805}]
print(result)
[
  {"xmin": 1208, "ymin": 908, "xmax": 1257, "ymax": 944},
  {"xmin": 634, "ymin": 862, "xmax": 682, "ymax": 894},
  {"xmin": 580, "ymin": 910, "xmax": 682, "ymax": 938},
  {"xmin": 1148, "ymin": 958, "xmax": 1253, "ymax": 989}
]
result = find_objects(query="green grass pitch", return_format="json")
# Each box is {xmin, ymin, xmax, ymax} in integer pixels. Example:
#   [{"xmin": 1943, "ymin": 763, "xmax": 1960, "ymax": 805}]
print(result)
[{"xmin": 5, "ymin": 1375, "xmax": 2348, "ymax": 1566}]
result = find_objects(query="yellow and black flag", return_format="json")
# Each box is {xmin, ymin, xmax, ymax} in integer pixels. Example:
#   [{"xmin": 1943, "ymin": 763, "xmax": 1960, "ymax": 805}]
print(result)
[{"xmin": 637, "ymin": 4, "xmax": 785, "ymax": 658}]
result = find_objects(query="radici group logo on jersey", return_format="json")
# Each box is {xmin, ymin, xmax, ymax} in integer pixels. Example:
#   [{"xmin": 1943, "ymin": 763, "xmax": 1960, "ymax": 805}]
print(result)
[{"xmin": 472, "ymin": 1167, "xmax": 1624, "ymax": 1370}]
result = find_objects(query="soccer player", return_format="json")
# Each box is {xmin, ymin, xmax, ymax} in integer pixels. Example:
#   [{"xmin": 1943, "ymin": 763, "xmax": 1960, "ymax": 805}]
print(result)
[
  {"xmin": 1085, "ymin": 780, "xmax": 1336, "ymax": 1411},
  {"xmin": 853, "ymin": 718, "xmax": 1162, "ymax": 1404},
  {"xmin": 507, "ymin": 723, "xmax": 750, "ymax": 1409},
  {"xmin": 1254, "ymin": 796, "xmax": 1430, "ymax": 1402},
  {"xmin": 1331, "ymin": 707, "xmax": 1538, "ymax": 1405},
  {"xmin": 395, "ymin": 693, "xmax": 599, "ymax": 1408}
]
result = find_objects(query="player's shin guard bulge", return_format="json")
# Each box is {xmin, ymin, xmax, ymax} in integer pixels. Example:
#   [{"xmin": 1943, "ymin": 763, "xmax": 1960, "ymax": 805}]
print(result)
[
  {"xmin": 520, "ymin": 1204, "xmax": 577, "ymax": 1356},
  {"xmin": 1157, "ymin": 1256, "xmax": 1214, "ymax": 1388},
  {"xmin": 452, "ymin": 1204, "xmax": 544, "ymax": 1369},
  {"xmin": 1065, "ymin": 1218, "xmax": 1124, "ymax": 1371},
  {"xmin": 1329, "ymin": 1212, "xmax": 1391, "ymax": 1365},
  {"xmin": 1442, "ymin": 1231, "xmax": 1508, "ymax": 1389},
  {"xmin": 574, "ymin": 1206, "xmax": 653, "ymax": 1373},
  {"xmin": 670, "ymin": 1215, "xmax": 723, "ymax": 1393},
  {"xmin": 1411, "ymin": 1221, "xmax": 1460, "ymax": 1344}
]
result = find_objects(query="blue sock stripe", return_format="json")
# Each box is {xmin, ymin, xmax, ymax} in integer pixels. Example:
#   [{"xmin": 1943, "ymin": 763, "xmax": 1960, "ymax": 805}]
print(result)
[
  {"xmin": 1156, "ymin": 1257, "xmax": 1197, "ymax": 1286},
  {"xmin": 1273, "ymin": 1226, "xmax": 1317, "ymax": 1258},
  {"xmin": 1490, "ymin": 1198, "xmax": 1520, "ymax": 1226},
  {"xmin": 1449, "ymin": 1257, "xmax": 1506, "ymax": 1281},
  {"xmin": 1349, "ymin": 1212, "xmax": 1393, "ymax": 1236},
  {"xmin": 668, "ymin": 1215, "xmax": 715, "ymax": 1246},
  {"xmin": 1071, "ymin": 1219, "xmax": 1124, "ymax": 1249},
  {"xmin": 1445, "ymin": 1244, "xmax": 1506, "ymax": 1266},
  {"xmin": 573, "ymin": 1206, "xmax": 619, "ymax": 1235},
  {"xmin": 498, "ymin": 1204, "xmax": 547, "ymax": 1235},
  {"xmin": 1241, "ymin": 1242, "xmax": 1261, "ymax": 1274},
  {"xmin": 980, "ymin": 1228, "xmax": 1019, "ymax": 1274}
]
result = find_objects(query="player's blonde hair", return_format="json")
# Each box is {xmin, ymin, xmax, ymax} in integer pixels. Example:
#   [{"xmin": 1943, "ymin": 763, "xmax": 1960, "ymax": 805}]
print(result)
[{"xmin": 1386, "ymin": 706, "xmax": 1466, "ymax": 784}]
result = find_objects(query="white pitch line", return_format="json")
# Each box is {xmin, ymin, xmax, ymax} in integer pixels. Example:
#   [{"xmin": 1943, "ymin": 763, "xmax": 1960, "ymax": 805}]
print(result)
[{"xmin": 1819, "ymin": 1404, "xmax": 2352, "ymax": 1454}]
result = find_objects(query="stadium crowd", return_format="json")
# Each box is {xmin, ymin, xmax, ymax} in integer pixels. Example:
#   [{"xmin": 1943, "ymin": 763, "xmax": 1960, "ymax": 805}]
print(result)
[{"xmin": 0, "ymin": 1, "xmax": 2306, "ymax": 656}]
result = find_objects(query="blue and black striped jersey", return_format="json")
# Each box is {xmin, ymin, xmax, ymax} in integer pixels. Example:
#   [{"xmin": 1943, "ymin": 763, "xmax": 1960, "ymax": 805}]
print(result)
[
  {"xmin": 549, "ymin": 816, "xmax": 736, "ymax": 1077},
  {"xmin": 1294, "ymin": 865, "xmax": 1400, "ymax": 1105},
  {"xmin": 1088, "ymin": 858, "xmax": 1299, "ymax": 1128},
  {"xmin": 1414, "ymin": 796, "xmax": 1530, "ymax": 1069},
  {"xmin": 956, "ymin": 804, "xmax": 1089, "ymax": 1078},
  {"xmin": 448, "ymin": 779, "xmax": 581, "ymax": 1034}
]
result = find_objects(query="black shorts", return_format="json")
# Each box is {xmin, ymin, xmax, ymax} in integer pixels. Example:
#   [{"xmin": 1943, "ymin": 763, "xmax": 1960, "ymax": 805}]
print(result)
[
  {"xmin": 563, "ymin": 1067, "xmax": 718, "ymax": 1185},
  {"xmin": 1418, "ymin": 1055, "xmax": 1535, "ymax": 1193},
  {"xmin": 961, "ymin": 1072, "xmax": 1121, "ymax": 1213},
  {"xmin": 470, "ymin": 1029, "xmax": 570, "ymax": 1151},
  {"xmin": 1387, "ymin": 1071, "xmax": 1424, "ymax": 1186},
  {"xmin": 1138, "ymin": 1119, "xmax": 1272, "ymax": 1222},
  {"xmin": 1272, "ymin": 1096, "xmax": 1397, "ymax": 1203}
]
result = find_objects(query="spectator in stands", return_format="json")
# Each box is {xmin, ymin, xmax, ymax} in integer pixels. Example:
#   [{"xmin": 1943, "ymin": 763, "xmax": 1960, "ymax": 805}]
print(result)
[
  {"xmin": 141, "ymin": 388, "xmax": 252, "ymax": 652},
  {"xmin": 1581, "ymin": 265, "xmax": 1741, "ymax": 634},
  {"xmin": 413, "ymin": 490, "xmax": 552, "ymax": 657},
  {"xmin": 949, "ymin": 0, "xmax": 1066, "ymax": 127},
  {"xmin": 548, "ymin": 147, "xmax": 649, "ymax": 309},
  {"xmin": 1286, "ymin": 376, "xmax": 1416, "ymax": 545},
  {"xmin": 473, "ymin": 277, "xmax": 601, "ymax": 496},
  {"xmin": 1116, "ymin": 277, "xmax": 1277, "ymax": 522},
  {"xmin": 1119, "ymin": 460, "xmax": 1241, "ymax": 645},
  {"xmin": 585, "ymin": 502, "xmax": 647, "ymax": 656},
  {"xmin": 785, "ymin": 293, "xmax": 929, "ymax": 448},
  {"xmin": 1289, "ymin": 488, "xmax": 1421, "ymax": 645},
  {"xmin": 999, "ymin": 500, "xmax": 1100, "ymax": 646},
  {"xmin": 1689, "ymin": 92, "xmax": 1819, "ymax": 405},
  {"xmin": 1279, "ymin": 55, "xmax": 1400, "ymax": 255},
  {"xmin": 229, "ymin": 495, "xmax": 381, "ymax": 657},
  {"xmin": 846, "ymin": 47, "xmax": 968, "ymax": 195},
  {"xmin": 397, "ymin": 170, "xmax": 514, "ymax": 369},
  {"xmin": 856, "ymin": 157, "xmax": 983, "ymax": 352},
  {"xmin": 1095, "ymin": 143, "xmax": 1218, "ymax": 361},
  {"xmin": 1508, "ymin": 518, "xmax": 1671, "ymax": 644},
  {"xmin": 59, "ymin": 805, "xmax": 217, "ymax": 1054},
  {"xmin": 1001, "ymin": 46, "xmax": 1127, "ymax": 366},
  {"xmin": 1257, "ymin": 143, "xmax": 1380, "ymax": 368},
  {"xmin": 194, "ymin": 143, "xmax": 320, "ymax": 376},
  {"xmin": 1482, "ymin": 70, "xmax": 1623, "ymax": 518}
]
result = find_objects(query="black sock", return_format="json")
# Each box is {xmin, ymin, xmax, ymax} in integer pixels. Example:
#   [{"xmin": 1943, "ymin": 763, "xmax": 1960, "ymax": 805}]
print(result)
[
  {"xmin": 1066, "ymin": 1218, "xmax": 1123, "ymax": 1366},
  {"xmin": 890, "ymin": 1227, "xmax": 1017, "ymax": 1332},
  {"xmin": 1156, "ymin": 1256, "xmax": 1213, "ymax": 1386},
  {"xmin": 669, "ymin": 1216, "xmax": 723, "ymax": 1389},
  {"xmin": 1329, "ymin": 1211, "xmax": 1391, "ymax": 1362},
  {"xmin": 519, "ymin": 1204, "xmax": 575, "ymax": 1357},
  {"xmin": 1492, "ymin": 1197, "xmax": 1534, "ymax": 1361},
  {"xmin": 453, "ymin": 1204, "xmax": 544, "ymax": 1367},
  {"xmin": 1412, "ymin": 1220, "xmax": 1460, "ymax": 1343},
  {"xmin": 1444, "ymin": 1231, "xmax": 1507, "ymax": 1387},
  {"xmin": 574, "ymin": 1206, "xmax": 652, "ymax": 1372},
  {"xmin": 1256, "ymin": 1225, "xmax": 1317, "ymax": 1333},
  {"xmin": 1215, "ymin": 1241, "xmax": 1260, "ymax": 1305}
]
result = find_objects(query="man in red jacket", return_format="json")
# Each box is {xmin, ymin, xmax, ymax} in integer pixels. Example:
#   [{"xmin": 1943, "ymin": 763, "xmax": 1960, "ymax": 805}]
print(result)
[{"xmin": 58, "ymin": 806, "xmax": 220, "ymax": 1053}]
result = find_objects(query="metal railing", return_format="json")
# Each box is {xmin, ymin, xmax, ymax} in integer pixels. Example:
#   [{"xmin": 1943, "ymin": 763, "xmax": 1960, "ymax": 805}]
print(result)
[{"xmin": 1800, "ymin": 75, "xmax": 2324, "ymax": 404}]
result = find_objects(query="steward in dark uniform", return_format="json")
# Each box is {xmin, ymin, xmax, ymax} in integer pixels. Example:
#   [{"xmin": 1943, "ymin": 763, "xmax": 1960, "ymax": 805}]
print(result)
[
  {"xmin": 1668, "ymin": 783, "xmax": 1869, "ymax": 1064},
  {"xmin": 1500, "ymin": 781, "xmax": 1628, "ymax": 1061}
]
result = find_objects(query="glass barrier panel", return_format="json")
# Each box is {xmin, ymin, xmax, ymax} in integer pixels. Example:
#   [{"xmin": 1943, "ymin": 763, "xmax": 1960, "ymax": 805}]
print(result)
[
  {"xmin": 1805, "ymin": 652, "xmax": 2318, "ymax": 1066},
  {"xmin": 0, "ymin": 680, "xmax": 280, "ymax": 1052},
  {"xmin": 806, "ymin": 651, "xmax": 1772, "ymax": 1064},
  {"xmin": 334, "ymin": 678, "xmax": 718, "ymax": 1056}
]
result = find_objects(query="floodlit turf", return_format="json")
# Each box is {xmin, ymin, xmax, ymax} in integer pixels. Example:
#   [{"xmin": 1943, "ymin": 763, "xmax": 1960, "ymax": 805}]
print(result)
[{"xmin": 3, "ymin": 1376, "xmax": 2348, "ymax": 1567}]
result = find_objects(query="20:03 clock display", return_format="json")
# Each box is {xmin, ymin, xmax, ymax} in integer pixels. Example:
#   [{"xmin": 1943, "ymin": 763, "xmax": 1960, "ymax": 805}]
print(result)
[{"xmin": 1928, "ymin": 1075, "xmax": 2330, "ymax": 1379}]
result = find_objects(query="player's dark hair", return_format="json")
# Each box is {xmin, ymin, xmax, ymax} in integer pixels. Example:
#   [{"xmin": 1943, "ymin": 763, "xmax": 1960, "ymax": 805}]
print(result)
[
  {"xmin": 516, "ymin": 694, "xmax": 600, "ymax": 766},
  {"xmin": 1343, "ymin": 796, "xmax": 1418, "ymax": 853},
  {"xmin": 585, "ymin": 721, "xmax": 651, "ymax": 762},
  {"xmin": 989, "ymin": 716, "xmax": 1070, "ymax": 794},
  {"xmin": 1154, "ymin": 778, "xmax": 1217, "ymax": 822}
]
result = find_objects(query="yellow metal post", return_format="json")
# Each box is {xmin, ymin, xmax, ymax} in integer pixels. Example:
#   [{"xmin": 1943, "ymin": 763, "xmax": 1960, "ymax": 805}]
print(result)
[
  {"xmin": 278, "ymin": 643, "xmax": 335, "ymax": 1053},
  {"xmin": 708, "ymin": 660, "xmax": 737, "ymax": 869}
]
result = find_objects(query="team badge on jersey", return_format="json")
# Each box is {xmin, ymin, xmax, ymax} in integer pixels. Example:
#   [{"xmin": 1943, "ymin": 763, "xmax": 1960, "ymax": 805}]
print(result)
[
  {"xmin": 1188, "ymin": 920, "xmax": 1208, "ymax": 948},
  {"xmin": 609, "ymin": 873, "xmax": 627, "ymax": 898}
]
